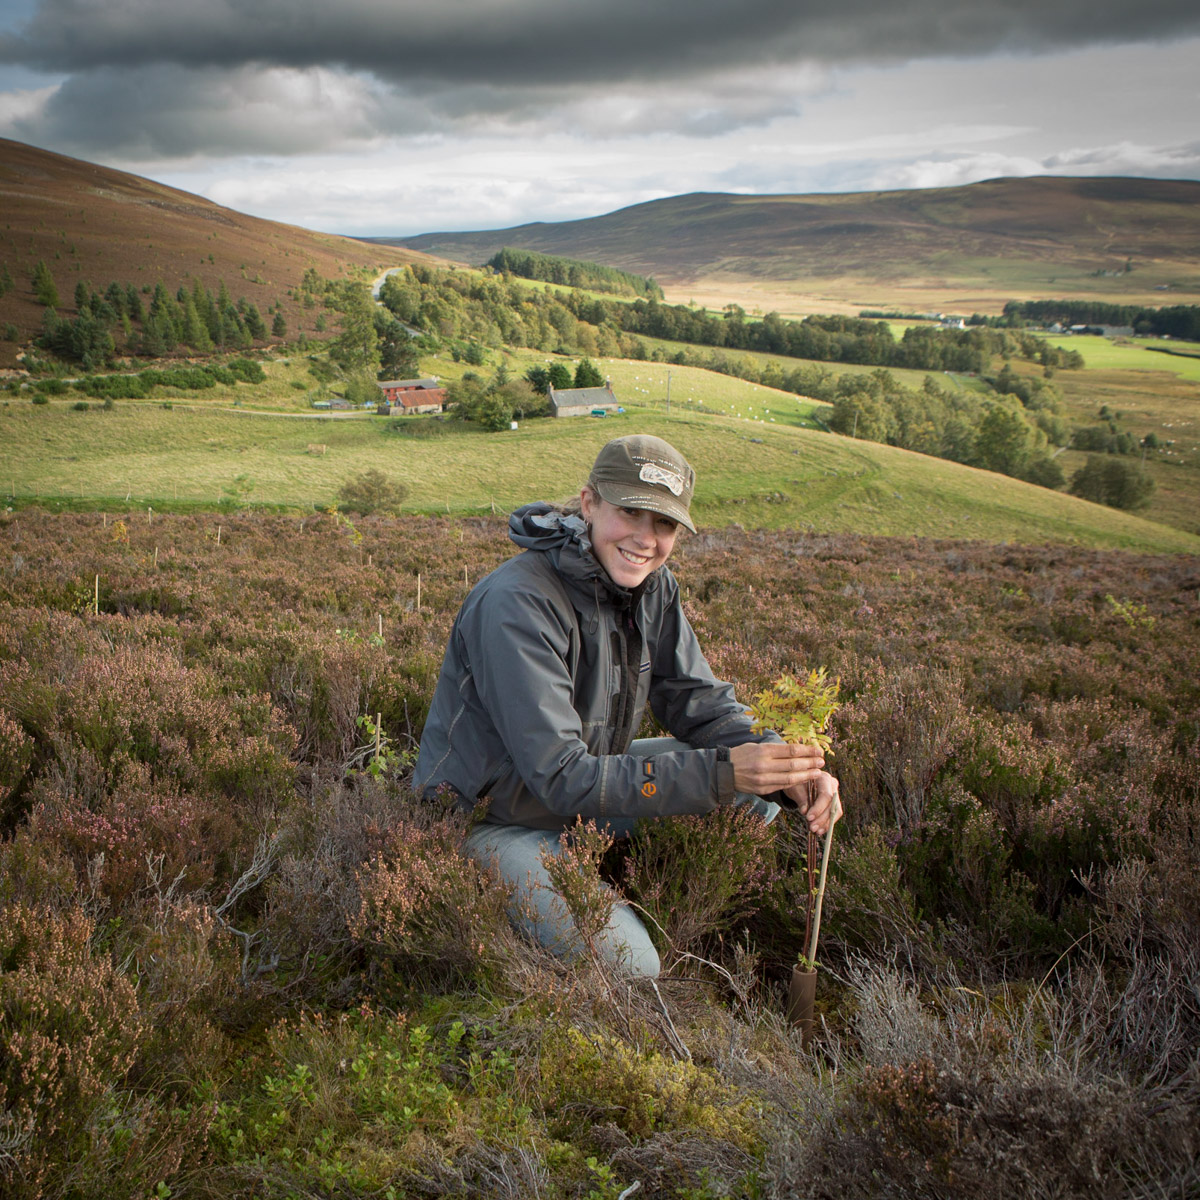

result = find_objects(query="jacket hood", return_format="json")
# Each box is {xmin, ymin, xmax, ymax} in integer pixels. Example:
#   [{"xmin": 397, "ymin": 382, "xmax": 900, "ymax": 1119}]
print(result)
[{"xmin": 508, "ymin": 502, "xmax": 660, "ymax": 598}]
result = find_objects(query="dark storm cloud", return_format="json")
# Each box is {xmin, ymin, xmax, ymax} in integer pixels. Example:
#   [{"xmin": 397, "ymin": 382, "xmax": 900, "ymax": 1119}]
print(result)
[
  {"xmin": 4, "ymin": 0, "xmax": 1199, "ymax": 85},
  {"xmin": 5, "ymin": 63, "xmax": 396, "ymax": 157}
]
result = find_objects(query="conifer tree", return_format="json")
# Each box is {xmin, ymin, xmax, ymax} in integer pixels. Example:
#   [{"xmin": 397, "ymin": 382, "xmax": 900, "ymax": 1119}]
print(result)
[
  {"xmin": 573, "ymin": 357, "xmax": 603, "ymax": 388},
  {"xmin": 32, "ymin": 260, "xmax": 58, "ymax": 307},
  {"xmin": 244, "ymin": 302, "xmax": 267, "ymax": 340},
  {"xmin": 181, "ymin": 294, "xmax": 213, "ymax": 351},
  {"xmin": 125, "ymin": 284, "xmax": 144, "ymax": 323}
]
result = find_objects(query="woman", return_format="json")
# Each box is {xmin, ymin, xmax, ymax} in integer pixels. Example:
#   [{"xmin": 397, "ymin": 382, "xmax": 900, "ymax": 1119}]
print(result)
[{"xmin": 415, "ymin": 434, "xmax": 839, "ymax": 977}]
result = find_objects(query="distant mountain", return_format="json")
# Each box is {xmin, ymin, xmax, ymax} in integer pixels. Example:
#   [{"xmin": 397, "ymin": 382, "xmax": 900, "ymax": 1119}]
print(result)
[
  {"xmin": 376, "ymin": 177, "xmax": 1200, "ymax": 308},
  {"xmin": 0, "ymin": 138, "xmax": 429, "ymax": 367}
]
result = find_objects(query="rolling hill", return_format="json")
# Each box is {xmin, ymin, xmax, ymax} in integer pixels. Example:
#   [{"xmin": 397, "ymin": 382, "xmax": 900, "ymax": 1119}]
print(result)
[
  {"xmin": 0, "ymin": 138, "xmax": 433, "ymax": 369},
  {"xmin": 381, "ymin": 177, "xmax": 1200, "ymax": 315}
]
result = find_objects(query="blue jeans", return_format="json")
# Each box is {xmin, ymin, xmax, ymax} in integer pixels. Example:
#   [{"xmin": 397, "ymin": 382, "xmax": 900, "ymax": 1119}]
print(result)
[{"xmin": 463, "ymin": 737, "xmax": 780, "ymax": 979}]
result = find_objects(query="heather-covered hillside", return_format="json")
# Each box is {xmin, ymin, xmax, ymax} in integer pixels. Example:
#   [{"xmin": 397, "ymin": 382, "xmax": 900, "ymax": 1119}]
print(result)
[{"xmin": 2, "ymin": 509, "xmax": 1197, "ymax": 1198}]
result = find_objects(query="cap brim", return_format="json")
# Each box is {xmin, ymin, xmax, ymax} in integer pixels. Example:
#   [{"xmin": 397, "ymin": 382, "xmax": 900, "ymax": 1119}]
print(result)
[{"xmin": 592, "ymin": 480, "xmax": 696, "ymax": 533}]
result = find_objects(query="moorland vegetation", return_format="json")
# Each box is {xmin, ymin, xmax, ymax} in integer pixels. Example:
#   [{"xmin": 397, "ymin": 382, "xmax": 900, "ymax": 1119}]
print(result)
[
  {"xmin": 390, "ymin": 176, "xmax": 1200, "ymax": 314},
  {"xmin": 1, "ymin": 508, "xmax": 1197, "ymax": 1198}
]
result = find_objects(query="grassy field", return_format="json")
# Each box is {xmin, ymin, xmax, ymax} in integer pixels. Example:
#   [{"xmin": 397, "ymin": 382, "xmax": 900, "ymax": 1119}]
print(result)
[
  {"xmin": 1044, "ymin": 334, "xmax": 1200, "ymax": 381},
  {"xmin": 1021, "ymin": 337, "xmax": 1200, "ymax": 535},
  {"xmin": 6, "ymin": 382, "xmax": 1199, "ymax": 552}
]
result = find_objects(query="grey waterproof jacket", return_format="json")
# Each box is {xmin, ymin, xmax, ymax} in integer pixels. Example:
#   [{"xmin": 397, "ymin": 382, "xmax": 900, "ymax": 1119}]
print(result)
[{"xmin": 414, "ymin": 503, "xmax": 782, "ymax": 830}]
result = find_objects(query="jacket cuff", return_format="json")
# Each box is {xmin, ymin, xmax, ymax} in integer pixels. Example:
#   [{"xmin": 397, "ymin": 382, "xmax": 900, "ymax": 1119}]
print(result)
[{"xmin": 715, "ymin": 753, "xmax": 739, "ymax": 803}]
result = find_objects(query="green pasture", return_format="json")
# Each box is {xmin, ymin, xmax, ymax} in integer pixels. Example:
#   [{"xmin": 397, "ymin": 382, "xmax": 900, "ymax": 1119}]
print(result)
[
  {"xmin": 1040, "ymin": 334, "xmax": 1200, "ymax": 382},
  {"xmin": 6, "ymin": 392, "xmax": 1198, "ymax": 552}
]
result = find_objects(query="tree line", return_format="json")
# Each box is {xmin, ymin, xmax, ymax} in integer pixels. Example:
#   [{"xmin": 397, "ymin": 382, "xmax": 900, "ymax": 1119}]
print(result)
[
  {"xmin": 377, "ymin": 264, "xmax": 1076, "ymax": 376},
  {"xmin": 34, "ymin": 270, "xmax": 286, "ymax": 369},
  {"xmin": 485, "ymin": 248, "xmax": 663, "ymax": 299},
  {"xmin": 1004, "ymin": 299, "xmax": 1200, "ymax": 341}
]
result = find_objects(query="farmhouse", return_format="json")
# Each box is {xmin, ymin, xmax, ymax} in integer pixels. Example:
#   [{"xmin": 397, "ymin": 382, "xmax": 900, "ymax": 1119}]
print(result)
[
  {"xmin": 377, "ymin": 377, "xmax": 446, "ymax": 414},
  {"xmin": 548, "ymin": 381, "xmax": 621, "ymax": 418}
]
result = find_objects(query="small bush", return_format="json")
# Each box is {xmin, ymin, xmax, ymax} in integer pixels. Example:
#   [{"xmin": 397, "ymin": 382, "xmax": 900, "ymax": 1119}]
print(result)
[
  {"xmin": 540, "ymin": 1027, "xmax": 763, "ymax": 1149},
  {"xmin": 210, "ymin": 1005, "xmax": 530, "ymax": 1192},
  {"xmin": 0, "ymin": 903, "xmax": 208, "ymax": 1200},
  {"xmin": 623, "ymin": 804, "xmax": 777, "ymax": 962},
  {"xmin": 336, "ymin": 468, "xmax": 409, "ymax": 515},
  {"xmin": 1069, "ymin": 455, "xmax": 1155, "ymax": 509},
  {"xmin": 350, "ymin": 803, "xmax": 510, "ymax": 988},
  {"xmin": 227, "ymin": 356, "xmax": 265, "ymax": 383}
]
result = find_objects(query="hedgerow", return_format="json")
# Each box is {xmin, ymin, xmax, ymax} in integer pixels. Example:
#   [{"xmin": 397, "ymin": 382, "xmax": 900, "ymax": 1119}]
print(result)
[{"xmin": 0, "ymin": 508, "xmax": 1196, "ymax": 1197}]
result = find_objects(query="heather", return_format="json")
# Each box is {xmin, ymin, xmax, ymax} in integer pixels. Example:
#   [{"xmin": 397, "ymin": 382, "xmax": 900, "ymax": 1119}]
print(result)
[{"xmin": 1, "ymin": 508, "xmax": 1198, "ymax": 1198}]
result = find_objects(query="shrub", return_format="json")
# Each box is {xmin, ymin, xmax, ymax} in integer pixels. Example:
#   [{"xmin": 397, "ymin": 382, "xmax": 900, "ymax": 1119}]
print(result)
[
  {"xmin": 210, "ymin": 1005, "xmax": 531, "ymax": 1193},
  {"xmin": 0, "ymin": 903, "xmax": 208, "ymax": 1199},
  {"xmin": 226, "ymin": 357, "xmax": 265, "ymax": 383},
  {"xmin": 1069, "ymin": 455, "xmax": 1155, "ymax": 509},
  {"xmin": 833, "ymin": 665, "xmax": 970, "ymax": 834},
  {"xmin": 623, "ymin": 804, "xmax": 778, "ymax": 963},
  {"xmin": 540, "ymin": 1026, "xmax": 763, "ymax": 1149},
  {"xmin": 771, "ymin": 963, "xmax": 1200, "ymax": 1200},
  {"xmin": 0, "ymin": 711, "xmax": 33, "ymax": 811},
  {"xmin": 336, "ymin": 468, "xmax": 409, "ymax": 515},
  {"xmin": 350, "ymin": 802, "xmax": 510, "ymax": 988}
]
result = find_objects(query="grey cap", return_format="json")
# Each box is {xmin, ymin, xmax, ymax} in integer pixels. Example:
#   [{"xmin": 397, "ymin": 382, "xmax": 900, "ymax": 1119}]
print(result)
[{"xmin": 588, "ymin": 435, "xmax": 696, "ymax": 533}]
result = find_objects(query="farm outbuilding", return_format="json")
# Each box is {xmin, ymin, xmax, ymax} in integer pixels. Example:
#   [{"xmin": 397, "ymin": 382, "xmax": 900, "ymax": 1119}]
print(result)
[
  {"xmin": 548, "ymin": 381, "xmax": 621, "ymax": 418},
  {"xmin": 377, "ymin": 377, "xmax": 446, "ymax": 414}
]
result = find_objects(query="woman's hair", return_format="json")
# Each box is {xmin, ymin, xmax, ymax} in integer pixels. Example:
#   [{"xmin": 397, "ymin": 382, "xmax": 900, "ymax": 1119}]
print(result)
[{"xmin": 553, "ymin": 484, "xmax": 594, "ymax": 518}]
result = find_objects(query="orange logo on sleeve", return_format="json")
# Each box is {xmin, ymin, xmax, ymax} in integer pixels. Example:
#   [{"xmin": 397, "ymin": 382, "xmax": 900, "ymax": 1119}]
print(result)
[{"xmin": 641, "ymin": 781, "xmax": 657, "ymax": 797}]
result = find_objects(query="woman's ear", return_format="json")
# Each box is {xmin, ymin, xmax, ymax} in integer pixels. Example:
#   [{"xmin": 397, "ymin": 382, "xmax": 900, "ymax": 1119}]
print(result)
[{"xmin": 580, "ymin": 485, "xmax": 598, "ymax": 521}]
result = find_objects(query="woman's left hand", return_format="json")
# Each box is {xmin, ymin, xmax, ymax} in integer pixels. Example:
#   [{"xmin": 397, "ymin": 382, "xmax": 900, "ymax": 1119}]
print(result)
[{"xmin": 786, "ymin": 771, "xmax": 841, "ymax": 836}]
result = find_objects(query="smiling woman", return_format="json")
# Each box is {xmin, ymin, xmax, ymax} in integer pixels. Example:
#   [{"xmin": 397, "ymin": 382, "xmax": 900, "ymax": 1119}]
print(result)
[{"xmin": 413, "ymin": 433, "xmax": 840, "ymax": 977}]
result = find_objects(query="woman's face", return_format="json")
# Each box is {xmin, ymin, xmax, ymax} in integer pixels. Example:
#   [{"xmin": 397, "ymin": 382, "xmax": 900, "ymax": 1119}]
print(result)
[{"xmin": 580, "ymin": 488, "xmax": 679, "ymax": 588}]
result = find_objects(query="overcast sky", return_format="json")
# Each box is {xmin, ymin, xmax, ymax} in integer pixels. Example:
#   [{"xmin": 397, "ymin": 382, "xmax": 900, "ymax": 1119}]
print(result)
[{"xmin": 2, "ymin": 0, "xmax": 1198, "ymax": 237}]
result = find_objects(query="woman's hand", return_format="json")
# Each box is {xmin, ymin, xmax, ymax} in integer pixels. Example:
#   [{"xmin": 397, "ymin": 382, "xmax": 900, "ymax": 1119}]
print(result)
[
  {"xmin": 730, "ymin": 741, "xmax": 825, "ymax": 797},
  {"xmin": 787, "ymin": 771, "xmax": 841, "ymax": 836},
  {"xmin": 729, "ymin": 742, "xmax": 841, "ymax": 835}
]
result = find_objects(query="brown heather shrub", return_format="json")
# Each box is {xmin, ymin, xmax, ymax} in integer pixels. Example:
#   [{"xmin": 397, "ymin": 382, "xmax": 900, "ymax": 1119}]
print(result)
[
  {"xmin": 804, "ymin": 825, "xmax": 934, "ymax": 971},
  {"xmin": 350, "ymin": 797, "xmax": 512, "ymax": 990},
  {"xmin": 0, "ymin": 903, "xmax": 211, "ymax": 1200},
  {"xmin": 1, "ymin": 512, "xmax": 1198, "ymax": 1195},
  {"xmin": 26, "ymin": 762, "xmax": 221, "ymax": 907},
  {"xmin": 622, "ymin": 804, "xmax": 780, "ymax": 966},
  {"xmin": 2, "ymin": 640, "xmax": 296, "ymax": 816},
  {"xmin": 1093, "ymin": 795, "xmax": 1200, "ymax": 1083},
  {"xmin": 832, "ymin": 663, "xmax": 971, "ymax": 835},
  {"xmin": 0, "ymin": 712, "xmax": 33, "ymax": 809},
  {"xmin": 0, "ymin": 830, "xmax": 77, "ymax": 911},
  {"xmin": 765, "ymin": 963, "xmax": 1200, "ymax": 1200}
]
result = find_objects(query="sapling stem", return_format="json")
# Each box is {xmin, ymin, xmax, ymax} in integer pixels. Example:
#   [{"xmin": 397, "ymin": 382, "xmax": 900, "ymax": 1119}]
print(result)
[{"xmin": 805, "ymin": 794, "xmax": 843, "ymax": 967}]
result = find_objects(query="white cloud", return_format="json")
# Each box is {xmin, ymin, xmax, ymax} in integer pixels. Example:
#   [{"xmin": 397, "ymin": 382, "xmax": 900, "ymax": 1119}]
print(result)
[{"xmin": 0, "ymin": 81, "xmax": 54, "ymax": 126}]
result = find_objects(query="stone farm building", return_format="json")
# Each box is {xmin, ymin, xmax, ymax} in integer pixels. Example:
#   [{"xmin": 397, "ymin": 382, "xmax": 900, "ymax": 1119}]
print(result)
[
  {"xmin": 377, "ymin": 377, "xmax": 447, "ymax": 414},
  {"xmin": 548, "ymin": 382, "xmax": 621, "ymax": 418}
]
